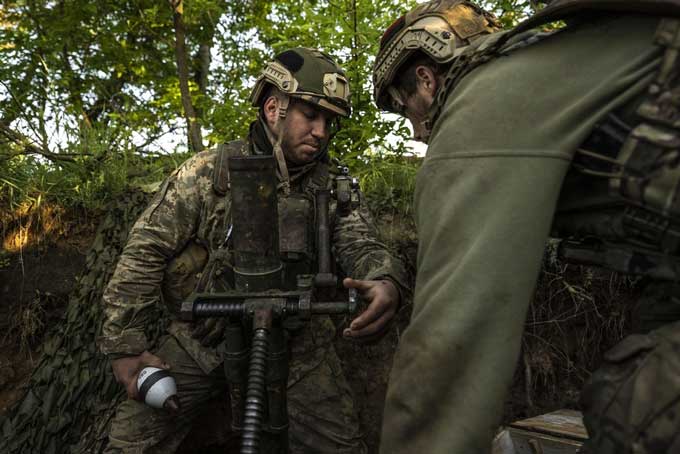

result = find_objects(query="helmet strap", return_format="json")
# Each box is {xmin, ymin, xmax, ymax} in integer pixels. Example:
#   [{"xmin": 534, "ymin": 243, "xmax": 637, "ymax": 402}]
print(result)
[
  {"xmin": 278, "ymin": 94, "xmax": 290, "ymax": 122},
  {"xmin": 421, "ymin": 118, "xmax": 432, "ymax": 144},
  {"xmin": 264, "ymin": 95, "xmax": 291, "ymax": 195},
  {"xmin": 273, "ymin": 137, "xmax": 290, "ymax": 195}
]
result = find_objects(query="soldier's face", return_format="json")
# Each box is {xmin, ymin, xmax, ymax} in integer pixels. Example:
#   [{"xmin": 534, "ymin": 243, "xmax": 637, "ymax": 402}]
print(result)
[
  {"xmin": 402, "ymin": 91, "xmax": 433, "ymax": 143},
  {"xmin": 393, "ymin": 64, "xmax": 437, "ymax": 142},
  {"xmin": 280, "ymin": 101, "xmax": 336, "ymax": 165}
]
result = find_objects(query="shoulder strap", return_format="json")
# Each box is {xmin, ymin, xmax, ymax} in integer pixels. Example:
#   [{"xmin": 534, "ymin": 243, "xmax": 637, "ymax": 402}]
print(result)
[{"xmin": 213, "ymin": 140, "xmax": 246, "ymax": 196}]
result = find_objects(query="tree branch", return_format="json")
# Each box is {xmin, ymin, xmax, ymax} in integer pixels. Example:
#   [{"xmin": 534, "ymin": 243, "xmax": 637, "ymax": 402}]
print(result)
[
  {"xmin": 134, "ymin": 125, "xmax": 182, "ymax": 153},
  {"xmin": 0, "ymin": 121, "xmax": 90, "ymax": 163},
  {"xmin": 170, "ymin": 0, "xmax": 204, "ymax": 153}
]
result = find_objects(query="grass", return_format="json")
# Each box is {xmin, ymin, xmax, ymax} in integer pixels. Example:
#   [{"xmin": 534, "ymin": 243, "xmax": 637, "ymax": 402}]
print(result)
[
  {"xmin": 353, "ymin": 154, "xmax": 420, "ymax": 219},
  {"xmin": 2, "ymin": 291, "xmax": 48, "ymax": 353},
  {"xmin": 0, "ymin": 146, "xmax": 193, "ymax": 251},
  {"xmin": 513, "ymin": 245, "xmax": 640, "ymax": 417}
]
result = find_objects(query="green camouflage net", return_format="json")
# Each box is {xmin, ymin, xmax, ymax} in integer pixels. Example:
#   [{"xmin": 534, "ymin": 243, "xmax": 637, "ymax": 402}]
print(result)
[{"xmin": 0, "ymin": 190, "xmax": 153, "ymax": 454}]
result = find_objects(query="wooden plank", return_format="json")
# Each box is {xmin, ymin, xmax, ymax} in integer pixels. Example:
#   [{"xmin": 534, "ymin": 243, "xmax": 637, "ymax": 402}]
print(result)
[
  {"xmin": 510, "ymin": 410, "xmax": 588, "ymax": 441},
  {"xmin": 508, "ymin": 427, "xmax": 583, "ymax": 454}
]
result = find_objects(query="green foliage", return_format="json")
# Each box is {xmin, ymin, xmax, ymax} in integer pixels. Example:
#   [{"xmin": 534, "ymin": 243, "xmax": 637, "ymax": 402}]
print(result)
[
  {"xmin": 0, "ymin": 0, "xmax": 543, "ymax": 217},
  {"xmin": 0, "ymin": 0, "xmax": 179, "ymax": 150},
  {"xmin": 480, "ymin": 1, "xmax": 552, "ymax": 27},
  {"xmin": 480, "ymin": 0, "xmax": 533, "ymax": 27},
  {"xmin": 0, "ymin": 145, "xmax": 190, "ymax": 213},
  {"xmin": 353, "ymin": 154, "xmax": 420, "ymax": 218}
]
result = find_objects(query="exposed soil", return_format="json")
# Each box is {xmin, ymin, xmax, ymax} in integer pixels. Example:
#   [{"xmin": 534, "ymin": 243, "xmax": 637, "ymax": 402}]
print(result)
[
  {"xmin": 0, "ymin": 240, "xmax": 89, "ymax": 413},
  {"xmin": 0, "ymin": 202, "xmax": 95, "ymax": 416}
]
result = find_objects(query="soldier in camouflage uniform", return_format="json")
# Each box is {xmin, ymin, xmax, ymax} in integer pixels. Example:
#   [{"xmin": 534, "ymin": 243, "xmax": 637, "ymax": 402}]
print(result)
[
  {"xmin": 373, "ymin": 1, "xmax": 680, "ymax": 454},
  {"xmin": 98, "ymin": 47, "xmax": 407, "ymax": 453}
]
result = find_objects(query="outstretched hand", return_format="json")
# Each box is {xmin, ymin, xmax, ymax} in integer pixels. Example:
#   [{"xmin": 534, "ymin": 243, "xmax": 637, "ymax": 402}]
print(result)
[
  {"xmin": 343, "ymin": 277, "xmax": 400, "ymax": 341},
  {"xmin": 111, "ymin": 351, "xmax": 170, "ymax": 401}
]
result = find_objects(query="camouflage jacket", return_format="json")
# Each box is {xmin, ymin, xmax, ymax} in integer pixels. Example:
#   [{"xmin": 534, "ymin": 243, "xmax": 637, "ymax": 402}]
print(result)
[{"xmin": 99, "ymin": 129, "xmax": 408, "ymax": 371}]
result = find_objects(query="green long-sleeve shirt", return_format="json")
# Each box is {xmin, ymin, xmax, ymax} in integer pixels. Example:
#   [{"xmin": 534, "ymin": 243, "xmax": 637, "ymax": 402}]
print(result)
[{"xmin": 381, "ymin": 14, "xmax": 661, "ymax": 454}]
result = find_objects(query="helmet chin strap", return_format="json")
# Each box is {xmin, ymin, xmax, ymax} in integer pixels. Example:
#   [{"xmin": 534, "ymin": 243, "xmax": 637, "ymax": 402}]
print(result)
[
  {"xmin": 420, "ymin": 119, "xmax": 432, "ymax": 144},
  {"xmin": 421, "ymin": 91, "xmax": 441, "ymax": 144},
  {"xmin": 264, "ymin": 95, "xmax": 291, "ymax": 195}
]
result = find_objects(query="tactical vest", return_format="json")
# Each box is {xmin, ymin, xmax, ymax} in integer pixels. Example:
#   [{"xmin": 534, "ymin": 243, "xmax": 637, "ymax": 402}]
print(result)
[
  {"xmin": 431, "ymin": 1, "xmax": 680, "ymax": 280},
  {"xmin": 553, "ymin": 13, "xmax": 680, "ymax": 279}
]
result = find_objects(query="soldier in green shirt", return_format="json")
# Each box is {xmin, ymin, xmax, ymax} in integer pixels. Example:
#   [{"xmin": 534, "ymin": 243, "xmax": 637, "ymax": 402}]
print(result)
[
  {"xmin": 373, "ymin": 1, "xmax": 680, "ymax": 453},
  {"xmin": 99, "ymin": 47, "xmax": 408, "ymax": 453}
]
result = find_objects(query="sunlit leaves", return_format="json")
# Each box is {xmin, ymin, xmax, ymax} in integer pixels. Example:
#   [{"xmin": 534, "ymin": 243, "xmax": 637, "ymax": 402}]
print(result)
[{"xmin": 0, "ymin": 0, "xmax": 546, "ymax": 205}]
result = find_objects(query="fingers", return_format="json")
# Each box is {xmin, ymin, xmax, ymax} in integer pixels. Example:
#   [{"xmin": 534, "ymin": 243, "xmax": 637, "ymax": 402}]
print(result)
[
  {"xmin": 343, "ymin": 309, "xmax": 394, "ymax": 339},
  {"xmin": 344, "ymin": 298, "xmax": 394, "ymax": 336},
  {"xmin": 126, "ymin": 380, "xmax": 140, "ymax": 401},
  {"xmin": 349, "ymin": 298, "xmax": 388, "ymax": 331},
  {"xmin": 343, "ymin": 277, "xmax": 373, "ymax": 292},
  {"xmin": 111, "ymin": 351, "xmax": 171, "ymax": 402},
  {"xmin": 140, "ymin": 351, "xmax": 170, "ymax": 370},
  {"xmin": 341, "ymin": 278, "xmax": 400, "ymax": 341}
]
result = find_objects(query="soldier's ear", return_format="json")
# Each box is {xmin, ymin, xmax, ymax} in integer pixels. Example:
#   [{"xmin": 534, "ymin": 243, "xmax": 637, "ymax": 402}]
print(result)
[
  {"xmin": 415, "ymin": 65, "xmax": 438, "ymax": 97},
  {"xmin": 262, "ymin": 96, "xmax": 279, "ymax": 128}
]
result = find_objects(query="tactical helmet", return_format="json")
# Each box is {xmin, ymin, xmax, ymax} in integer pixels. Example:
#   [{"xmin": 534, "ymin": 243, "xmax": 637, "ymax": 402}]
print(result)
[
  {"xmin": 251, "ymin": 47, "xmax": 351, "ymax": 117},
  {"xmin": 373, "ymin": 0, "xmax": 500, "ymax": 114}
]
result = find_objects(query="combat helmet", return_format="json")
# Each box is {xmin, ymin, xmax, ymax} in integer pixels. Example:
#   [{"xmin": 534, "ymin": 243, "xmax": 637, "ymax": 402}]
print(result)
[
  {"xmin": 373, "ymin": 0, "xmax": 500, "ymax": 114},
  {"xmin": 251, "ymin": 47, "xmax": 351, "ymax": 118}
]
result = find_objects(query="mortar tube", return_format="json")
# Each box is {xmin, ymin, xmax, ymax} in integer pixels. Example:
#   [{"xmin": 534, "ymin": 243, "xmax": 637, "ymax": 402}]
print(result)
[{"xmin": 229, "ymin": 156, "xmax": 283, "ymax": 292}]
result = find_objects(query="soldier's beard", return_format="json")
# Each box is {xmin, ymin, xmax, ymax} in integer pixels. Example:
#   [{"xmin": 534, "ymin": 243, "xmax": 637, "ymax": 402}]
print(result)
[{"xmin": 279, "ymin": 130, "xmax": 323, "ymax": 165}]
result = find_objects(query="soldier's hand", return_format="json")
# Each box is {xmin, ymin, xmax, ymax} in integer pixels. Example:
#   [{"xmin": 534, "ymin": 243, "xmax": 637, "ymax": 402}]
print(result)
[
  {"xmin": 110, "ymin": 351, "xmax": 170, "ymax": 401},
  {"xmin": 342, "ymin": 277, "xmax": 399, "ymax": 341},
  {"xmin": 191, "ymin": 318, "xmax": 227, "ymax": 347}
]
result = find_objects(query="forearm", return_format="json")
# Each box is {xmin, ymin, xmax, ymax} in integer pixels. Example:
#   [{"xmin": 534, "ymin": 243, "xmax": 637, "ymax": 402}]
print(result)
[
  {"xmin": 333, "ymin": 200, "xmax": 409, "ymax": 293},
  {"xmin": 99, "ymin": 152, "xmax": 213, "ymax": 355},
  {"xmin": 381, "ymin": 151, "xmax": 571, "ymax": 454},
  {"xmin": 100, "ymin": 229, "xmax": 171, "ymax": 355}
]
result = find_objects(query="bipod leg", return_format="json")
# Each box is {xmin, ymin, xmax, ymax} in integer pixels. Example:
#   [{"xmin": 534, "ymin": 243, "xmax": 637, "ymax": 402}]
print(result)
[
  {"xmin": 241, "ymin": 309, "xmax": 272, "ymax": 454},
  {"xmin": 224, "ymin": 320, "xmax": 248, "ymax": 432},
  {"xmin": 266, "ymin": 323, "xmax": 289, "ymax": 453}
]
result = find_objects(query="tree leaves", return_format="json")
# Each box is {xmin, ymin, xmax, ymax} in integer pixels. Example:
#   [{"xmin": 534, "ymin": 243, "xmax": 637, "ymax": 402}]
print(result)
[{"xmin": 0, "ymin": 0, "xmax": 538, "ymax": 210}]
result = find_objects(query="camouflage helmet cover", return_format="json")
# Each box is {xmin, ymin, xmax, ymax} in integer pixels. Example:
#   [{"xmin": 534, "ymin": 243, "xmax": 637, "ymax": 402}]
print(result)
[
  {"xmin": 373, "ymin": 0, "xmax": 500, "ymax": 113},
  {"xmin": 251, "ymin": 47, "xmax": 351, "ymax": 117}
]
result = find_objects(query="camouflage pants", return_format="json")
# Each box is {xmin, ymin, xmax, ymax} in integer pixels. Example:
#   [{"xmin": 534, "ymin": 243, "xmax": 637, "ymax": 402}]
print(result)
[{"xmin": 105, "ymin": 329, "xmax": 366, "ymax": 454}]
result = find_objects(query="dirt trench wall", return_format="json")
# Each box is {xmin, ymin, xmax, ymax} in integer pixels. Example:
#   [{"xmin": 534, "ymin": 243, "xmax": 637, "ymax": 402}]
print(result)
[{"xmin": 0, "ymin": 190, "xmax": 151, "ymax": 454}]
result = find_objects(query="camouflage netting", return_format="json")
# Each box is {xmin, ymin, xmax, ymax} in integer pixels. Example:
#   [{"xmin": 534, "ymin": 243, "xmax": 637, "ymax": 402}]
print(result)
[{"xmin": 0, "ymin": 189, "xmax": 152, "ymax": 454}]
